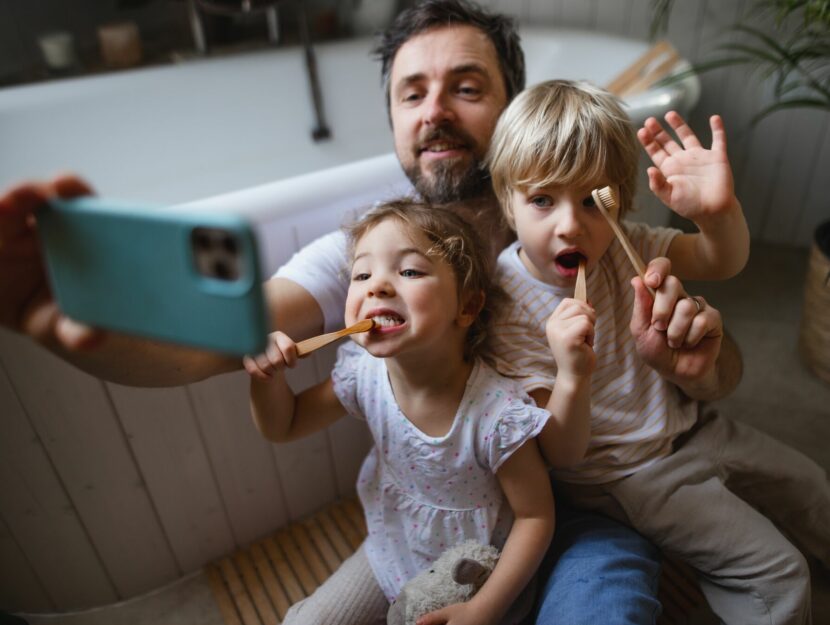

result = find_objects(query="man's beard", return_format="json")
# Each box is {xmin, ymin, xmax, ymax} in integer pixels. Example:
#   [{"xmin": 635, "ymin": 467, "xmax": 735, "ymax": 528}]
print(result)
[
  {"xmin": 404, "ymin": 126, "xmax": 493, "ymax": 203},
  {"xmin": 406, "ymin": 156, "xmax": 492, "ymax": 204}
]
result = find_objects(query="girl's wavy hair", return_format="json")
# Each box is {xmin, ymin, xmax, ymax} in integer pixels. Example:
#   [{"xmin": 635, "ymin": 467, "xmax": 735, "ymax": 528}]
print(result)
[{"xmin": 345, "ymin": 199, "xmax": 505, "ymax": 363}]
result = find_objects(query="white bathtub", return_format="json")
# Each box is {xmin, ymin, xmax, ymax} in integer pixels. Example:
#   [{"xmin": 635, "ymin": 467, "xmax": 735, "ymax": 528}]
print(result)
[
  {"xmin": 0, "ymin": 27, "xmax": 697, "ymax": 209},
  {"xmin": 0, "ymin": 29, "xmax": 698, "ymax": 613}
]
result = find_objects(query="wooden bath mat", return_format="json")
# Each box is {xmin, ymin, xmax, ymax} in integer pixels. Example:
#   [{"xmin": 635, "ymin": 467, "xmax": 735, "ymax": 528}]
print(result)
[{"xmin": 205, "ymin": 497, "xmax": 709, "ymax": 624}]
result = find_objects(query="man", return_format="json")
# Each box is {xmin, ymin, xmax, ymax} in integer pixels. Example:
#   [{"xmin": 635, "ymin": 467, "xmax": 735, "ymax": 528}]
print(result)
[{"xmin": 0, "ymin": 1, "xmax": 740, "ymax": 622}]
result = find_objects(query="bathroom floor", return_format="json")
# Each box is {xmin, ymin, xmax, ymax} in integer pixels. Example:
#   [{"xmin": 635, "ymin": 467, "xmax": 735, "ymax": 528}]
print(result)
[{"xmin": 15, "ymin": 240, "xmax": 830, "ymax": 625}]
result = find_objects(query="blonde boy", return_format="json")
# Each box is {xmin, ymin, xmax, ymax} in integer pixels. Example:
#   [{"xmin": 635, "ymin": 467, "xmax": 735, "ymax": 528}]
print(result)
[{"xmin": 487, "ymin": 79, "xmax": 829, "ymax": 624}]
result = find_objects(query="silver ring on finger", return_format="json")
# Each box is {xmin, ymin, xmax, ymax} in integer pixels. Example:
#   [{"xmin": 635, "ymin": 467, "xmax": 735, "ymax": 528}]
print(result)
[{"xmin": 687, "ymin": 296, "xmax": 704, "ymax": 314}]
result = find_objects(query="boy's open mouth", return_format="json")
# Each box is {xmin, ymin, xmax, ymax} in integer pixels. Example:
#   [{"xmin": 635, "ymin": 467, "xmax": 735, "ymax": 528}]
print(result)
[{"xmin": 555, "ymin": 251, "xmax": 586, "ymax": 276}]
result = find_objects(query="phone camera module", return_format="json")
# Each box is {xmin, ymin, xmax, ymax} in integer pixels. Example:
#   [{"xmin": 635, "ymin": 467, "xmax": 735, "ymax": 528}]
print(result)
[{"xmin": 191, "ymin": 227, "xmax": 242, "ymax": 281}]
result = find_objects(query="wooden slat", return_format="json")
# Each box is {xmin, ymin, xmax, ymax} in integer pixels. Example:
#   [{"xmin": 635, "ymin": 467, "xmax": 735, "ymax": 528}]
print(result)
[
  {"xmin": 275, "ymin": 529, "xmax": 318, "ymax": 595},
  {"xmin": 317, "ymin": 509, "xmax": 353, "ymax": 560},
  {"xmin": 234, "ymin": 551, "xmax": 279, "ymax": 625},
  {"xmin": 342, "ymin": 498, "xmax": 368, "ymax": 535},
  {"xmin": 289, "ymin": 523, "xmax": 330, "ymax": 583},
  {"xmin": 218, "ymin": 557, "xmax": 261, "ymax": 625},
  {"xmin": 328, "ymin": 503, "xmax": 364, "ymax": 551},
  {"xmin": 206, "ymin": 564, "xmax": 244, "ymax": 625},
  {"xmin": 250, "ymin": 542, "xmax": 291, "ymax": 619},
  {"xmin": 303, "ymin": 516, "xmax": 341, "ymax": 572},
  {"xmin": 262, "ymin": 537, "xmax": 305, "ymax": 604}
]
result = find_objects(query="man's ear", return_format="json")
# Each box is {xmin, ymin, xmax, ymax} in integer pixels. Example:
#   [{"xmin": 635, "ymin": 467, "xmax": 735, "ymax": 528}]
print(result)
[{"xmin": 457, "ymin": 289, "xmax": 485, "ymax": 328}]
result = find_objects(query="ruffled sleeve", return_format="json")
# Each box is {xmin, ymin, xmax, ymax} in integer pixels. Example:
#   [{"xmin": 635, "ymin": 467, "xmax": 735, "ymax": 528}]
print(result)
[
  {"xmin": 486, "ymin": 398, "xmax": 551, "ymax": 473},
  {"xmin": 330, "ymin": 341, "xmax": 366, "ymax": 419}
]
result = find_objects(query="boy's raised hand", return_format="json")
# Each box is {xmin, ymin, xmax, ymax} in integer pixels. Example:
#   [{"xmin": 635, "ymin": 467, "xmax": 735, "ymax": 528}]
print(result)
[
  {"xmin": 638, "ymin": 112, "xmax": 740, "ymax": 225},
  {"xmin": 243, "ymin": 331, "xmax": 298, "ymax": 381},
  {"xmin": 545, "ymin": 298, "xmax": 597, "ymax": 379}
]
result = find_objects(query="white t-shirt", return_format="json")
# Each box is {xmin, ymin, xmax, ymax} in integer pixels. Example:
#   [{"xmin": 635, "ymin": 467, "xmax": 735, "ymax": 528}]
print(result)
[
  {"xmin": 331, "ymin": 341, "xmax": 550, "ymax": 600},
  {"xmin": 274, "ymin": 230, "xmax": 350, "ymax": 332},
  {"xmin": 491, "ymin": 221, "xmax": 699, "ymax": 485}
]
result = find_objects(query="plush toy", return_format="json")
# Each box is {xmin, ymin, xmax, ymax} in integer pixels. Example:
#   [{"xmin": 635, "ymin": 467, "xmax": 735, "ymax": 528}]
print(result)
[{"xmin": 387, "ymin": 540, "xmax": 500, "ymax": 625}]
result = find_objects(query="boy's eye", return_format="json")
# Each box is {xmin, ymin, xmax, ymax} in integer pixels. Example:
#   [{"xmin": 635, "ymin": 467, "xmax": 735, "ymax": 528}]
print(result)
[
  {"xmin": 530, "ymin": 195, "xmax": 553, "ymax": 208},
  {"xmin": 352, "ymin": 272, "xmax": 370, "ymax": 281},
  {"xmin": 582, "ymin": 195, "xmax": 597, "ymax": 208},
  {"xmin": 400, "ymin": 268, "xmax": 423, "ymax": 278}
]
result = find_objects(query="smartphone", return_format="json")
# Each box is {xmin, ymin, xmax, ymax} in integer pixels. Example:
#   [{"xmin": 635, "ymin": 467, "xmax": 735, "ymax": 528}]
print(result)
[{"xmin": 38, "ymin": 197, "xmax": 269, "ymax": 355}]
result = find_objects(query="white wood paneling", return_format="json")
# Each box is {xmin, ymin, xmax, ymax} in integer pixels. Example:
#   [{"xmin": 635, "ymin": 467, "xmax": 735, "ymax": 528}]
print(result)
[
  {"xmin": 106, "ymin": 384, "xmax": 235, "ymax": 572},
  {"xmin": 0, "ymin": 331, "xmax": 178, "ymax": 602},
  {"xmin": 189, "ymin": 371, "xmax": 288, "ymax": 544},
  {"xmin": 797, "ymin": 119, "xmax": 830, "ymax": 244},
  {"xmin": 0, "ymin": 515, "xmax": 53, "ymax": 611},
  {"xmin": 763, "ymin": 109, "xmax": 829, "ymax": 243},
  {"xmin": 0, "ymin": 353, "xmax": 116, "ymax": 609}
]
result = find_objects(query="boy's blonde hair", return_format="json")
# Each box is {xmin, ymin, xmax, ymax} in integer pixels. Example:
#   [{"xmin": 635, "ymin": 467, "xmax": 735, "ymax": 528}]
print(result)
[
  {"xmin": 345, "ymin": 199, "xmax": 505, "ymax": 363},
  {"xmin": 487, "ymin": 79, "xmax": 640, "ymax": 224}
]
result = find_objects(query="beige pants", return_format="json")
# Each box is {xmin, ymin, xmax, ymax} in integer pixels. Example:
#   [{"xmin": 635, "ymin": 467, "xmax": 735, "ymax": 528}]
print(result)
[
  {"xmin": 560, "ymin": 411, "xmax": 829, "ymax": 625},
  {"xmin": 282, "ymin": 545, "xmax": 388, "ymax": 625}
]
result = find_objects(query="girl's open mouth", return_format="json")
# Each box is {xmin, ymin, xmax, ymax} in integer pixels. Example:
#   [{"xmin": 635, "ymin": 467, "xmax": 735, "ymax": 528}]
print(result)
[{"xmin": 368, "ymin": 312, "xmax": 406, "ymax": 333}]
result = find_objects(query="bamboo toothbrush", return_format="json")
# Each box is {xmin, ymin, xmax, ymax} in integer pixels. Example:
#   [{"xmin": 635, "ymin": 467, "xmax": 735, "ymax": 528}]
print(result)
[
  {"xmin": 574, "ymin": 259, "xmax": 587, "ymax": 302},
  {"xmin": 296, "ymin": 319, "xmax": 376, "ymax": 357},
  {"xmin": 591, "ymin": 186, "xmax": 655, "ymax": 297}
]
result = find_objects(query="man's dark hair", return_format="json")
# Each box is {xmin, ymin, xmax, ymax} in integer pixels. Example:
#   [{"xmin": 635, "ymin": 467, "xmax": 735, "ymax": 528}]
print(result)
[{"xmin": 373, "ymin": 0, "xmax": 525, "ymax": 110}]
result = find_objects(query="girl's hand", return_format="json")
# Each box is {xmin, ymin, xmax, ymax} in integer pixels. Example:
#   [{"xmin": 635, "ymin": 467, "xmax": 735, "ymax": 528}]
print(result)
[
  {"xmin": 416, "ymin": 601, "xmax": 495, "ymax": 625},
  {"xmin": 638, "ymin": 112, "xmax": 739, "ymax": 227},
  {"xmin": 545, "ymin": 298, "xmax": 596, "ymax": 379},
  {"xmin": 242, "ymin": 331, "xmax": 298, "ymax": 381}
]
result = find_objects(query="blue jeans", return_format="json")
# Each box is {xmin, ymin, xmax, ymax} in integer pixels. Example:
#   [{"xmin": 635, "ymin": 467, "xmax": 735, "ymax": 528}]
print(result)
[{"xmin": 532, "ymin": 498, "xmax": 662, "ymax": 625}]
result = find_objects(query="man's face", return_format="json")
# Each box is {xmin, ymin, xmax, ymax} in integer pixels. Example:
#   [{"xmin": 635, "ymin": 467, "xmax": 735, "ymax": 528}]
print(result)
[{"xmin": 388, "ymin": 25, "xmax": 508, "ymax": 203}]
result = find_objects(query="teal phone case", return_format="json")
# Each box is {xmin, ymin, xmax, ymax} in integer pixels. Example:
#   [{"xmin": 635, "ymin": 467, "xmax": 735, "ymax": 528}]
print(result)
[{"xmin": 39, "ymin": 197, "xmax": 269, "ymax": 355}]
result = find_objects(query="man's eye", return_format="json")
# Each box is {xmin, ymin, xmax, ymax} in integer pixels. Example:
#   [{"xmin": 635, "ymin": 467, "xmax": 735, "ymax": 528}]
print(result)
[
  {"xmin": 582, "ymin": 195, "xmax": 597, "ymax": 208},
  {"xmin": 458, "ymin": 85, "xmax": 480, "ymax": 96},
  {"xmin": 401, "ymin": 91, "xmax": 422, "ymax": 103},
  {"xmin": 400, "ymin": 269, "xmax": 423, "ymax": 278}
]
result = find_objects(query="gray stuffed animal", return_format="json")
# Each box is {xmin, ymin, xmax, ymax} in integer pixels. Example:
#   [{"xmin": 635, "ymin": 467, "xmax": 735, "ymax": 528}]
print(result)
[{"xmin": 387, "ymin": 540, "xmax": 500, "ymax": 625}]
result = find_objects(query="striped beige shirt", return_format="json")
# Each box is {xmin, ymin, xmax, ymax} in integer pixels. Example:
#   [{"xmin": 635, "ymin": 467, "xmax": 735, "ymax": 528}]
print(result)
[{"xmin": 491, "ymin": 222, "xmax": 699, "ymax": 484}]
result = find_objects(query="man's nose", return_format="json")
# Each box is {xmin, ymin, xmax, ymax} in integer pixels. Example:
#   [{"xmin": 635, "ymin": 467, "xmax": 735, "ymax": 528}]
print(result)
[{"xmin": 423, "ymin": 90, "xmax": 456, "ymax": 126}]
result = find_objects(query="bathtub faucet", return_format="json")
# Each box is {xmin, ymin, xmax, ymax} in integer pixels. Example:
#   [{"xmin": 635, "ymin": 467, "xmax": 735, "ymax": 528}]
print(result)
[{"xmin": 187, "ymin": 0, "xmax": 332, "ymax": 142}]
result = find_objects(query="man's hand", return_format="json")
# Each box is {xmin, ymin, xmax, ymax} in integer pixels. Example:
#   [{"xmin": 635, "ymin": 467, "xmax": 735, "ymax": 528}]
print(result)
[
  {"xmin": 638, "ymin": 112, "xmax": 739, "ymax": 227},
  {"xmin": 0, "ymin": 175, "xmax": 102, "ymax": 349},
  {"xmin": 630, "ymin": 259, "xmax": 723, "ymax": 394}
]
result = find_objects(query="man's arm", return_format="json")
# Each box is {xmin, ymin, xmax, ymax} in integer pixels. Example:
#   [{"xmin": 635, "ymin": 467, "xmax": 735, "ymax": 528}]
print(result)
[{"xmin": 1, "ymin": 176, "xmax": 327, "ymax": 387}]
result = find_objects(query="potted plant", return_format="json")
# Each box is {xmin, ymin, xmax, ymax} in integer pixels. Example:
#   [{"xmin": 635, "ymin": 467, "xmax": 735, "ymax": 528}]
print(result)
[{"xmin": 652, "ymin": 0, "xmax": 830, "ymax": 383}]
